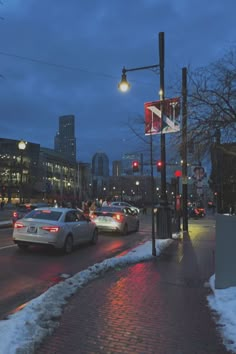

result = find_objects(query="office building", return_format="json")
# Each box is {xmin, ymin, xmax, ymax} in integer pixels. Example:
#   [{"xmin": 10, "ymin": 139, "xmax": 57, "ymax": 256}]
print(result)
[
  {"xmin": 0, "ymin": 138, "xmax": 80, "ymax": 205},
  {"xmin": 54, "ymin": 115, "xmax": 76, "ymax": 162},
  {"xmin": 112, "ymin": 160, "xmax": 122, "ymax": 176},
  {"xmin": 0, "ymin": 138, "xmax": 40, "ymax": 203},
  {"xmin": 92, "ymin": 152, "xmax": 109, "ymax": 177},
  {"xmin": 92, "ymin": 152, "xmax": 109, "ymax": 198}
]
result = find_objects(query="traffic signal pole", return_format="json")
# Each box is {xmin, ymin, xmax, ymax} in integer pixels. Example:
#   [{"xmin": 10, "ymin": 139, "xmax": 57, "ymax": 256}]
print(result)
[
  {"xmin": 159, "ymin": 32, "xmax": 166, "ymax": 202},
  {"xmin": 182, "ymin": 67, "xmax": 188, "ymax": 232},
  {"xmin": 158, "ymin": 32, "xmax": 172, "ymax": 239},
  {"xmin": 150, "ymin": 133, "xmax": 156, "ymax": 256}
]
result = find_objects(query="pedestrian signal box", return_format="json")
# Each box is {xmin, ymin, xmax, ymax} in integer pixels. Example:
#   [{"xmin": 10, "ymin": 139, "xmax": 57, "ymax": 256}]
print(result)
[
  {"xmin": 132, "ymin": 161, "xmax": 139, "ymax": 173},
  {"xmin": 157, "ymin": 160, "xmax": 163, "ymax": 172}
]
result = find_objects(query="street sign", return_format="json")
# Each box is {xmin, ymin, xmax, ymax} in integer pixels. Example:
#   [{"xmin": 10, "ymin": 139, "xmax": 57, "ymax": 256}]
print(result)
[
  {"xmin": 192, "ymin": 166, "xmax": 207, "ymax": 181},
  {"xmin": 144, "ymin": 97, "xmax": 181, "ymax": 135}
]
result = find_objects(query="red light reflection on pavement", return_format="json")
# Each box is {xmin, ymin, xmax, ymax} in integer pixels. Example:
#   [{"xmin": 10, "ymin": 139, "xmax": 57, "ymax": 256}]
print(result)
[
  {"xmin": 101, "ymin": 240, "xmax": 124, "ymax": 254},
  {"xmin": 107, "ymin": 263, "xmax": 160, "ymax": 301},
  {"xmin": 37, "ymin": 263, "xmax": 64, "ymax": 282},
  {"xmin": 97, "ymin": 263, "xmax": 161, "ymax": 352}
]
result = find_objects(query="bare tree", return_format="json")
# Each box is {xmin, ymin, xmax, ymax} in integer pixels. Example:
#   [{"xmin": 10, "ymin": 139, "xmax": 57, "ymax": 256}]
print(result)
[
  {"xmin": 126, "ymin": 114, "xmax": 153, "ymax": 157},
  {"xmin": 188, "ymin": 47, "xmax": 236, "ymax": 157}
]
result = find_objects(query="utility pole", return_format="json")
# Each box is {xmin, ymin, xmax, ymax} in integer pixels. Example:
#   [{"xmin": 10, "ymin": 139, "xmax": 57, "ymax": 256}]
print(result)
[
  {"xmin": 158, "ymin": 31, "xmax": 172, "ymax": 239},
  {"xmin": 150, "ymin": 133, "xmax": 156, "ymax": 256},
  {"xmin": 182, "ymin": 67, "xmax": 188, "ymax": 232}
]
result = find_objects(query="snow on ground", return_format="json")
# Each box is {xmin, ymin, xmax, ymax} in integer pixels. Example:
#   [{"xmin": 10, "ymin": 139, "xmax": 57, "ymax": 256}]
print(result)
[{"xmin": 208, "ymin": 275, "xmax": 236, "ymax": 353}]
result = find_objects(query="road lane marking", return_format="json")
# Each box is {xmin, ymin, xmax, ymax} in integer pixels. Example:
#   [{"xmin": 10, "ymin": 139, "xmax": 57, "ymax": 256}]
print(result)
[{"xmin": 0, "ymin": 245, "xmax": 17, "ymax": 250}]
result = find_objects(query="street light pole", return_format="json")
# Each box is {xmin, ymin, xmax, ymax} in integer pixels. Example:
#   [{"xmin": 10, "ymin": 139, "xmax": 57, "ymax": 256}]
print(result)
[
  {"xmin": 182, "ymin": 67, "xmax": 188, "ymax": 232},
  {"xmin": 18, "ymin": 140, "xmax": 27, "ymax": 204},
  {"xmin": 118, "ymin": 32, "xmax": 173, "ymax": 253},
  {"xmin": 157, "ymin": 32, "xmax": 172, "ymax": 239},
  {"xmin": 118, "ymin": 56, "xmax": 160, "ymax": 256},
  {"xmin": 159, "ymin": 32, "xmax": 166, "ymax": 202},
  {"xmin": 150, "ymin": 133, "xmax": 156, "ymax": 255},
  {"xmin": 19, "ymin": 151, "xmax": 23, "ymax": 203}
]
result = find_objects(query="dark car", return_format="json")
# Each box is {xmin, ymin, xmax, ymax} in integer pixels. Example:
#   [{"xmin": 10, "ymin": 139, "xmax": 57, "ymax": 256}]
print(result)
[{"xmin": 12, "ymin": 203, "xmax": 50, "ymax": 226}]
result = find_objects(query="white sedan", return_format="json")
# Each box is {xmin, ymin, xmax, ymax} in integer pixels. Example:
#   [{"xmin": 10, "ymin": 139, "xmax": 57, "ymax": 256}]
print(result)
[
  {"xmin": 13, "ymin": 207, "xmax": 98, "ymax": 254},
  {"xmin": 90, "ymin": 206, "xmax": 139, "ymax": 235}
]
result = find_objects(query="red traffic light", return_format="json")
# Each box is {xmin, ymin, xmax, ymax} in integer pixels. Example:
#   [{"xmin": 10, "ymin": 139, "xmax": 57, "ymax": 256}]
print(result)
[
  {"xmin": 157, "ymin": 160, "xmax": 163, "ymax": 172},
  {"xmin": 132, "ymin": 160, "xmax": 139, "ymax": 172},
  {"xmin": 174, "ymin": 170, "xmax": 182, "ymax": 178}
]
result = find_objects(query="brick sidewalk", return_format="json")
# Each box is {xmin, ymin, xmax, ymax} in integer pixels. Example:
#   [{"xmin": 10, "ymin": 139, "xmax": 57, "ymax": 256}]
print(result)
[{"xmin": 37, "ymin": 224, "xmax": 233, "ymax": 354}]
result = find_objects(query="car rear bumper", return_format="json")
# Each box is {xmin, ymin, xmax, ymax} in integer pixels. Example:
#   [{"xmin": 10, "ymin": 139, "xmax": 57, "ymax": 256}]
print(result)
[
  {"xmin": 13, "ymin": 239, "xmax": 57, "ymax": 249},
  {"xmin": 95, "ymin": 223, "xmax": 123, "ymax": 233},
  {"xmin": 13, "ymin": 233, "xmax": 64, "ymax": 248}
]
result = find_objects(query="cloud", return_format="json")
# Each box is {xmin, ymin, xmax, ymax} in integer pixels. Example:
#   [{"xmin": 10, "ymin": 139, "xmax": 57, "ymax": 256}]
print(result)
[{"xmin": 0, "ymin": 0, "xmax": 235, "ymax": 162}]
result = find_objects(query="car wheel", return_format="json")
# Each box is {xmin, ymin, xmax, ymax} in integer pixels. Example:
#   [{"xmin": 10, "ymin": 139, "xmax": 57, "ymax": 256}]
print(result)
[
  {"xmin": 122, "ymin": 224, "xmax": 128, "ymax": 236},
  {"xmin": 91, "ymin": 229, "xmax": 98, "ymax": 245},
  {"xmin": 17, "ymin": 243, "xmax": 29, "ymax": 250},
  {"xmin": 63, "ymin": 235, "xmax": 73, "ymax": 254}
]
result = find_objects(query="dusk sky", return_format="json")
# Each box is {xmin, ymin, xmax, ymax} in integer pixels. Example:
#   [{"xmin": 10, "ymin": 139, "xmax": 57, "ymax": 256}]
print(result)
[{"xmin": 1, "ymin": 0, "xmax": 236, "ymax": 164}]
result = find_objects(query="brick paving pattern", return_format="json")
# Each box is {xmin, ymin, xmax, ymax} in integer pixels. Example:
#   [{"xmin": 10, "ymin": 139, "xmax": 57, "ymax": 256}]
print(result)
[{"xmin": 37, "ymin": 225, "xmax": 233, "ymax": 354}]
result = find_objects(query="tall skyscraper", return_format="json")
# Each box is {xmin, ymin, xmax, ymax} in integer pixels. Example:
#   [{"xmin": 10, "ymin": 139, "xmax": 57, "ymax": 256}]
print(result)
[
  {"xmin": 54, "ymin": 115, "xmax": 76, "ymax": 162},
  {"xmin": 92, "ymin": 152, "xmax": 109, "ymax": 177}
]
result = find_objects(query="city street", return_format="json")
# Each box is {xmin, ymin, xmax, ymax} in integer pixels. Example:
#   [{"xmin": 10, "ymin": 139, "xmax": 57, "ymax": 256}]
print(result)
[
  {"xmin": 0, "ymin": 213, "xmax": 152, "ymax": 320},
  {"xmin": 0, "ymin": 4, "xmax": 235, "ymax": 352}
]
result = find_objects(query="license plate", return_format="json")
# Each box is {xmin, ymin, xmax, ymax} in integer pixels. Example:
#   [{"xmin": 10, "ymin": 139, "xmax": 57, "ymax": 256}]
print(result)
[
  {"xmin": 99, "ymin": 217, "xmax": 109, "ymax": 222},
  {"xmin": 27, "ymin": 226, "xmax": 37, "ymax": 233}
]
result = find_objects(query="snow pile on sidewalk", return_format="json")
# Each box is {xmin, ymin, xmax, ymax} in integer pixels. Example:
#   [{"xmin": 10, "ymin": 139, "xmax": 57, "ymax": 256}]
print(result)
[{"xmin": 208, "ymin": 275, "xmax": 236, "ymax": 353}]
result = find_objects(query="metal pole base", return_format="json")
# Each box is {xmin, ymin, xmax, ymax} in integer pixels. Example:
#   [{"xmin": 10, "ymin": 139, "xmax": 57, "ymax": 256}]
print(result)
[{"xmin": 156, "ymin": 204, "xmax": 172, "ymax": 239}]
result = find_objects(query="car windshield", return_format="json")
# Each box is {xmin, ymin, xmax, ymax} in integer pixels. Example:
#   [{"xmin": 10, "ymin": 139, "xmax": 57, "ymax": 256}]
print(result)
[{"xmin": 24, "ymin": 209, "xmax": 62, "ymax": 221}]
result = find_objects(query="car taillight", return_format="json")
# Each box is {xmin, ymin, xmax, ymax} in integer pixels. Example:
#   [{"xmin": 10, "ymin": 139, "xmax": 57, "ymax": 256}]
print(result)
[
  {"xmin": 90, "ymin": 214, "xmax": 97, "ymax": 219},
  {"xmin": 14, "ymin": 222, "xmax": 24, "ymax": 229},
  {"xmin": 113, "ymin": 213, "xmax": 124, "ymax": 223},
  {"xmin": 13, "ymin": 212, "xmax": 18, "ymax": 218},
  {"xmin": 41, "ymin": 226, "xmax": 60, "ymax": 233}
]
